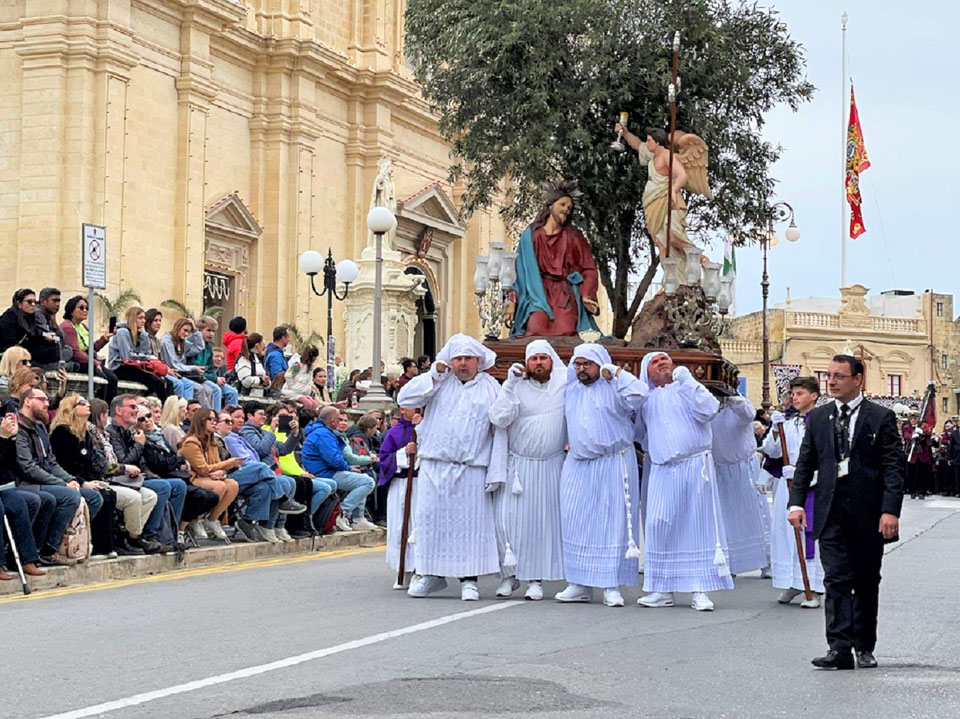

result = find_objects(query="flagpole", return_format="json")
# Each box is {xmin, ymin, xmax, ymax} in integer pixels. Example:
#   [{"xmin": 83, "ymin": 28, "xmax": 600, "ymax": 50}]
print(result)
[{"xmin": 840, "ymin": 12, "xmax": 848, "ymax": 288}]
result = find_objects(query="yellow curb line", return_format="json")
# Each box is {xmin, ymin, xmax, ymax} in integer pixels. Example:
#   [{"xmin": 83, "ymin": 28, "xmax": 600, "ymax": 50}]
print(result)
[{"xmin": 0, "ymin": 544, "xmax": 386, "ymax": 605}]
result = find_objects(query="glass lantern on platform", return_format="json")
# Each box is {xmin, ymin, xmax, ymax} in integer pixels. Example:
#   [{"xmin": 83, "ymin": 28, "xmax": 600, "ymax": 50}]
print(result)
[
  {"xmin": 683, "ymin": 247, "xmax": 702, "ymax": 285},
  {"xmin": 701, "ymin": 261, "xmax": 721, "ymax": 302},
  {"xmin": 661, "ymin": 256, "xmax": 681, "ymax": 296},
  {"xmin": 474, "ymin": 247, "xmax": 516, "ymax": 341}
]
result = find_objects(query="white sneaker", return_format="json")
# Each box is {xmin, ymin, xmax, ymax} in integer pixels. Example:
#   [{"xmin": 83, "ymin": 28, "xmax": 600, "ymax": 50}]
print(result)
[
  {"xmin": 351, "ymin": 517, "xmax": 378, "ymax": 531},
  {"xmin": 554, "ymin": 583, "xmax": 592, "ymax": 603},
  {"xmin": 778, "ymin": 588, "xmax": 803, "ymax": 604},
  {"xmin": 638, "ymin": 592, "xmax": 674, "ymax": 608},
  {"xmin": 496, "ymin": 577, "xmax": 520, "ymax": 598},
  {"xmin": 690, "ymin": 592, "xmax": 714, "ymax": 611},
  {"xmin": 274, "ymin": 528, "xmax": 294, "ymax": 542},
  {"xmin": 800, "ymin": 593, "xmax": 822, "ymax": 609},
  {"xmin": 524, "ymin": 581, "xmax": 543, "ymax": 601},
  {"xmin": 393, "ymin": 571, "xmax": 414, "ymax": 590},
  {"xmin": 408, "ymin": 575, "xmax": 447, "ymax": 598},
  {"xmin": 335, "ymin": 515, "xmax": 353, "ymax": 532},
  {"xmin": 603, "ymin": 588, "xmax": 625, "ymax": 607},
  {"xmin": 257, "ymin": 526, "xmax": 280, "ymax": 543},
  {"xmin": 187, "ymin": 519, "xmax": 208, "ymax": 540},
  {"xmin": 201, "ymin": 519, "xmax": 228, "ymax": 540},
  {"xmin": 461, "ymin": 580, "xmax": 480, "ymax": 601}
]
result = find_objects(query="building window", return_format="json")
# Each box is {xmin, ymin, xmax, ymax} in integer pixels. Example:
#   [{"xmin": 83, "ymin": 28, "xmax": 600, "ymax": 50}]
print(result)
[
  {"xmin": 943, "ymin": 397, "xmax": 949, "ymax": 413},
  {"xmin": 817, "ymin": 371, "xmax": 829, "ymax": 395},
  {"xmin": 888, "ymin": 374, "xmax": 902, "ymax": 396},
  {"xmin": 936, "ymin": 301, "xmax": 944, "ymax": 317},
  {"xmin": 942, "ymin": 354, "xmax": 949, "ymax": 369}
]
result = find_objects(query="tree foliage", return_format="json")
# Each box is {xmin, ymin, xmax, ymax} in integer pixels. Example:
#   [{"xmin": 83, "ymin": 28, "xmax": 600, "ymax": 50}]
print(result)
[
  {"xmin": 160, "ymin": 300, "xmax": 225, "ymax": 321},
  {"xmin": 405, "ymin": 0, "xmax": 814, "ymax": 336},
  {"xmin": 95, "ymin": 288, "xmax": 142, "ymax": 318}
]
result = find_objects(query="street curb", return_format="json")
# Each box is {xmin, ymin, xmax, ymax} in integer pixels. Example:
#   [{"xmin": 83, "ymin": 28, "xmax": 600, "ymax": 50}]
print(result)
[{"xmin": 0, "ymin": 528, "xmax": 385, "ymax": 596}]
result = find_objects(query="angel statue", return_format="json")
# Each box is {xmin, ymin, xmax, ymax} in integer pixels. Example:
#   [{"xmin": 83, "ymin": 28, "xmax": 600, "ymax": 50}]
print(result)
[{"xmin": 614, "ymin": 123, "xmax": 712, "ymax": 274}]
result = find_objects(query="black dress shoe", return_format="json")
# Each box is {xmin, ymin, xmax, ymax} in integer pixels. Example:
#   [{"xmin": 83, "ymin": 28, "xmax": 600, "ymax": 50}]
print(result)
[
  {"xmin": 811, "ymin": 650, "xmax": 855, "ymax": 670},
  {"xmin": 856, "ymin": 650, "xmax": 878, "ymax": 668},
  {"xmin": 115, "ymin": 539, "xmax": 146, "ymax": 556}
]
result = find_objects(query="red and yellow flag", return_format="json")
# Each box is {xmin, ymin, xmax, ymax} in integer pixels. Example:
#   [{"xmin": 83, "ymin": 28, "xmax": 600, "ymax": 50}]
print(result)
[{"xmin": 845, "ymin": 86, "xmax": 870, "ymax": 239}]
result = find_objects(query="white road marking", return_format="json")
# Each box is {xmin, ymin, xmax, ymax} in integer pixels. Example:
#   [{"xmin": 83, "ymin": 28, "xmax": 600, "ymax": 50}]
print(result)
[{"xmin": 37, "ymin": 602, "xmax": 523, "ymax": 719}]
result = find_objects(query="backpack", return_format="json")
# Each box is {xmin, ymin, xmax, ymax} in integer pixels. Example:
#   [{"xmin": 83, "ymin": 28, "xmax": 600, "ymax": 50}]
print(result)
[
  {"xmin": 315, "ymin": 491, "xmax": 342, "ymax": 535},
  {"xmin": 58, "ymin": 497, "xmax": 92, "ymax": 563}
]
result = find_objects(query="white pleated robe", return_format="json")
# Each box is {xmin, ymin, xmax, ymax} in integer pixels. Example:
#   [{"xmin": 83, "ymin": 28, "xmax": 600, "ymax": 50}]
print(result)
[
  {"xmin": 711, "ymin": 398, "xmax": 770, "ymax": 575},
  {"xmin": 488, "ymin": 360, "xmax": 567, "ymax": 582},
  {"xmin": 761, "ymin": 417, "xmax": 825, "ymax": 593},
  {"xmin": 638, "ymin": 362, "xmax": 735, "ymax": 593},
  {"xmin": 397, "ymin": 370, "xmax": 501, "ymax": 578},
  {"xmin": 561, "ymin": 366, "xmax": 646, "ymax": 589}
]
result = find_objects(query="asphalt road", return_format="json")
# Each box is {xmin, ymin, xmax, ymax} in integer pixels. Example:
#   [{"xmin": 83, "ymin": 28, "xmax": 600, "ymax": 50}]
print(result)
[{"xmin": 3, "ymin": 497, "xmax": 959, "ymax": 719}]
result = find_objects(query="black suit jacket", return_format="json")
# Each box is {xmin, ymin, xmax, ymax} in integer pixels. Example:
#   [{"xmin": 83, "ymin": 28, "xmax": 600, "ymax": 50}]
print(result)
[{"xmin": 790, "ymin": 398, "xmax": 903, "ymax": 539}]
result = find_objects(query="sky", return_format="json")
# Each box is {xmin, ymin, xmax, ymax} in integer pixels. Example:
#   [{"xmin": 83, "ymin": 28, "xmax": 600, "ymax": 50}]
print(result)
[{"xmin": 725, "ymin": 0, "xmax": 960, "ymax": 315}]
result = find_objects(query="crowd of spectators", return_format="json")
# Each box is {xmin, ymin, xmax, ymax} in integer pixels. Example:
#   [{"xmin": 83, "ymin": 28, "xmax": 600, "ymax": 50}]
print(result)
[{"xmin": 0, "ymin": 286, "xmax": 436, "ymax": 582}]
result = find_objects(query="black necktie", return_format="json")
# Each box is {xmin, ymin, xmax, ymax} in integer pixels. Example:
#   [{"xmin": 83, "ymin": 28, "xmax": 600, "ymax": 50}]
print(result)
[{"xmin": 837, "ymin": 404, "xmax": 851, "ymax": 459}]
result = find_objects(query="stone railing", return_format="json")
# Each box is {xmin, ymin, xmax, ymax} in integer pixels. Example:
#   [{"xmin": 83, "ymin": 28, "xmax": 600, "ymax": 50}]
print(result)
[
  {"xmin": 785, "ymin": 311, "xmax": 924, "ymax": 335},
  {"xmin": 720, "ymin": 339, "xmax": 767, "ymax": 356},
  {"xmin": 871, "ymin": 316, "xmax": 923, "ymax": 334},
  {"xmin": 787, "ymin": 311, "xmax": 840, "ymax": 329}
]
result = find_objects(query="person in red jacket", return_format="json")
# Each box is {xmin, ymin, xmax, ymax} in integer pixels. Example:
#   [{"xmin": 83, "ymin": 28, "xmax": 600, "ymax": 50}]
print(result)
[
  {"xmin": 222, "ymin": 316, "xmax": 247, "ymax": 372},
  {"xmin": 902, "ymin": 412, "xmax": 932, "ymax": 500}
]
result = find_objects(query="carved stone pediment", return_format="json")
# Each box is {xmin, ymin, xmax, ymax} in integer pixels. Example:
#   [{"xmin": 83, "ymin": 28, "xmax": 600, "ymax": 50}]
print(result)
[
  {"xmin": 205, "ymin": 192, "xmax": 263, "ymax": 241},
  {"xmin": 398, "ymin": 183, "xmax": 467, "ymax": 238}
]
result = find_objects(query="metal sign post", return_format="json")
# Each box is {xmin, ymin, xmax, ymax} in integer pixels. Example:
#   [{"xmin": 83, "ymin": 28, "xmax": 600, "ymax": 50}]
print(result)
[{"xmin": 82, "ymin": 224, "xmax": 107, "ymax": 400}]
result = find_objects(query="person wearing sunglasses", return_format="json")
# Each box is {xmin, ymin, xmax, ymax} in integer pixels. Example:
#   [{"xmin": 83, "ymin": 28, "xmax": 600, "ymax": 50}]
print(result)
[
  {"xmin": 0, "ymin": 288, "xmax": 61, "ymax": 369},
  {"xmin": 59, "ymin": 295, "xmax": 119, "ymax": 404}
]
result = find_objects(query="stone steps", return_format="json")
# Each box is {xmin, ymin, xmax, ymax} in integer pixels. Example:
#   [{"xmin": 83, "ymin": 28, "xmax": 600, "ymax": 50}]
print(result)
[{"xmin": 0, "ymin": 527, "xmax": 385, "ymax": 596}]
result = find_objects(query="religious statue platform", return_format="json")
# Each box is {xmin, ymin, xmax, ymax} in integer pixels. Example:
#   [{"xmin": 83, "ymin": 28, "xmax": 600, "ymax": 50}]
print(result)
[{"xmin": 484, "ymin": 337, "xmax": 739, "ymax": 397}]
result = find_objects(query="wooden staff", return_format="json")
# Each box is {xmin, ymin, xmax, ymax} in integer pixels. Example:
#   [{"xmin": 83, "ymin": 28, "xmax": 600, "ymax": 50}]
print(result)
[
  {"xmin": 779, "ymin": 426, "xmax": 813, "ymax": 601},
  {"xmin": 397, "ymin": 428, "xmax": 417, "ymax": 586}
]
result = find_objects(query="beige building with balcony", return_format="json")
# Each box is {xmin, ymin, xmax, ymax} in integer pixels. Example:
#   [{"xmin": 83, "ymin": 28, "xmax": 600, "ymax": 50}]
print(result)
[
  {"xmin": 0, "ymin": 0, "xmax": 521, "ymax": 367},
  {"xmin": 722, "ymin": 284, "xmax": 960, "ymax": 418}
]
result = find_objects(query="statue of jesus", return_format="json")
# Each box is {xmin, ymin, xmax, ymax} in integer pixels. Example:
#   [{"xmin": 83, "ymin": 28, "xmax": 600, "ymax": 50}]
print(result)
[{"xmin": 507, "ymin": 181, "xmax": 601, "ymax": 338}]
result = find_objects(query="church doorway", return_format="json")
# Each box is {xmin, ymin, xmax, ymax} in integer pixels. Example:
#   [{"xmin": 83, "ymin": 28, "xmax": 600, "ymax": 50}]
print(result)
[{"xmin": 405, "ymin": 266, "xmax": 436, "ymax": 361}]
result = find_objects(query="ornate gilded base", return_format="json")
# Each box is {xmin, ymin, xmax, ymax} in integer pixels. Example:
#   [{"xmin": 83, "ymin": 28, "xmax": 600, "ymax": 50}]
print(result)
[{"xmin": 628, "ymin": 285, "xmax": 723, "ymax": 354}]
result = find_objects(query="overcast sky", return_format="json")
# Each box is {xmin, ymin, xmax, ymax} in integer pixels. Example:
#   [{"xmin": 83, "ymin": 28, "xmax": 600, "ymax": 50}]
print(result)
[{"xmin": 727, "ymin": 0, "xmax": 960, "ymax": 315}]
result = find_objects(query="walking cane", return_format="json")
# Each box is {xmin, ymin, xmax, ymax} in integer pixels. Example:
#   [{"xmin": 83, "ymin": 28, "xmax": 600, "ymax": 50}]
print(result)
[
  {"xmin": 397, "ymin": 428, "xmax": 417, "ymax": 587},
  {"xmin": 778, "ymin": 426, "xmax": 813, "ymax": 602},
  {"xmin": 3, "ymin": 514, "xmax": 31, "ymax": 596}
]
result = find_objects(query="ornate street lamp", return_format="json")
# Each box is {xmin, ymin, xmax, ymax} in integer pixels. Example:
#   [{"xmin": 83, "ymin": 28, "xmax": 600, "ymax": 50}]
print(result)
[
  {"xmin": 299, "ymin": 249, "xmax": 359, "ymax": 389},
  {"xmin": 358, "ymin": 205, "xmax": 397, "ymax": 409},
  {"xmin": 761, "ymin": 201, "xmax": 801, "ymax": 411},
  {"xmin": 474, "ymin": 243, "xmax": 517, "ymax": 340}
]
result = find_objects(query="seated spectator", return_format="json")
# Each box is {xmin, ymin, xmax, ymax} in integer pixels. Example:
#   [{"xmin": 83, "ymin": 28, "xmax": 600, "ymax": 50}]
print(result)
[
  {"xmin": 30, "ymin": 366, "xmax": 68, "ymax": 416},
  {"xmin": 60, "ymin": 295, "xmax": 119, "ymax": 403},
  {"xmin": 417, "ymin": 355, "xmax": 431, "ymax": 373},
  {"xmin": 136, "ymin": 405, "xmax": 218, "ymax": 544},
  {"xmin": 396, "ymin": 358, "xmax": 419, "ymax": 391},
  {"xmin": 107, "ymin": 306, "xmax": 171, "ymax": 401},
  {"xmin": 221, "ymin": 406, "xmax": 298, "ymax": 543},
  {"xmin": 37, "ymin": 288, "xmax": 67, "ymax": 351},
  {"xmin": 1, "ymin": 366, "xmax": 42, "ymax": 416},
  {"xmin": 49, "ymin": 395, "xmax": 120, "ymax": 558},
  {"xmin": 236, "ymin": 333, "xmax": 271, "ymax": 396},
  {"xmin": 87, "ymin": 398, "xmax": 161, "ymax": 555},
  {"xmin": 211, "ymin": 346, "xmax": 228, "ymax": 380},
  {"xmin": 264, "ymin": 326, "xmax": 290, "ymax": 380},
  {"xmin": 0, "ymin": 346, "xmax": 31, "ymax": 395},
  {"xmin": 336, "ymin": 369, "xmax": 362, "ymax": 404},
  {"xmin": 341, "ymin": 410, "xmax": 379, "ymax": 471},
  {"xmin": 222, "ymin": 316, "xmax": 247, "ymax": 372},
  {"xmin": 145, "ymin": 395, "xmax": 163, "ymax": 425},
  {"xmin": 0, "ymin": 413, "xmax": 47, "ymax": 578},
  {"xmin": 106, "ymin": 394, "xmax": 187, "ymax": 551},
  {"xmin": 281, "ymin": 344, "xmax": 320, "ymax": 410},
  {"xmin": 13, "ymin": 388, "xmax": 104, "ymax": 565},
  {"xmin": 302, "ymin": 406, "xmax": 377, "ymax": 532},
  {"xmin": 0, "ymin": 289, "xmax": 61, "ymax": 369},
  {"xmin": 160, "ymin": 318, "xmax": 218, "ymax": 409},
  {"xmin": 238, "ymin": 404, "xmax": 305, "ymax": 542},
  {"xmin": 179, "ymin": 408, "xmax": 241, "ymax": 542},
  {"xmin": 159, "ymin": 395, "xmax": 187, "ymax": 450},
  {"xmin": 189, "ymin": 317, "xmax": 239, "ymax": 408},
  {"xmin": 383, "ymin": 371, "xmax": 400, "ymax": 400},
  {"xmin": 144, "ymin": 308, "xmax": 196, "ymax": 403},
  {"xmin": 183, "ymin": 399, "xmax": 201, "ymax": 432},
  {"xmin": 311, "ymin": 366, "xmax": 336, "ymax": 407}
]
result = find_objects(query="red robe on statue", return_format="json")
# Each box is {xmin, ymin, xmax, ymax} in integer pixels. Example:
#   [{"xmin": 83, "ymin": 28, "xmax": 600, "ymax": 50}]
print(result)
[{"xmin": 525, "ymin": 225, "xmax": 599, "ymax": 337}]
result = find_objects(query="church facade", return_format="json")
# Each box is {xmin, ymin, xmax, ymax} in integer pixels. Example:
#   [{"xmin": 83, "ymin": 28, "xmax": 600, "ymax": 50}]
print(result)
[{"xmin": 0, "ymin": 0, "xmax": 510, "ymax": 368}]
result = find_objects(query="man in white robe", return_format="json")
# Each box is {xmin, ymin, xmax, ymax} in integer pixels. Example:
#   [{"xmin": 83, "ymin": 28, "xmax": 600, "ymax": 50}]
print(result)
[
  {"xmin": 397, "ymin": 334, "xmax": 501, "ymax": 601},
  {"xmin": 488, "ymin": 339, "xmax": 567, "ymax": 601},
  {"xmin": 637, "ymin": 351, "xmax": 734, "ymax": 611},
  {"xmin": 761, "ymin": 375, "xmax": 825, "ymax": 607},
  {"xmin": 555, "ymin": 343, "xmax": 645, "ymax": 608},
  {"xmin": 711, "ymin": 395, "xmax": 770, "ymax": 575}
]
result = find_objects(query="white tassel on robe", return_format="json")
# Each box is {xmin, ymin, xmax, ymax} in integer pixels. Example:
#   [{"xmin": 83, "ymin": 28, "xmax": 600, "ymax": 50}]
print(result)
[
  {"xmin": 621, "ymin": 451, "xmax": 642, "ymax": 559},
  {"xmin": 502, "ymin": 542, "xmax": 517, "ymax": 569}
]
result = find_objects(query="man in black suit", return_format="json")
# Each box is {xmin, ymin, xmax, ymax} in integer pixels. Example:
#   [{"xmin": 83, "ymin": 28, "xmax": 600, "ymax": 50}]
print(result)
[{"xmin": 789, "ymin": 355, "xmax": 903, "ymax": 670}]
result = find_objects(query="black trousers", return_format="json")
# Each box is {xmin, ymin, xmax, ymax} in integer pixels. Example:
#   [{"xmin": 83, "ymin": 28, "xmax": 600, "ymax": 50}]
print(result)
[
  {"xmin": 906, "ymin": 462, "xmax": 932, "ymax": 497},
  {"xmin": 181, "ymin": 485, "xmax": 218, "ymax": 524},
  {"xmin": 90, "ymin": 487, "xmax": 117, "ymax": 555},
  {"xmin": 818, "ymin": 486, "xmax": 885, "ymax": 654},
  {"xmin": 114, "ymin": 364, "xmax": 170, "ymax": 401}
]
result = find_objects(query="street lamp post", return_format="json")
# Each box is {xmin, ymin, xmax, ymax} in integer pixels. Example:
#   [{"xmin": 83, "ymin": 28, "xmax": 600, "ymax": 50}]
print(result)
[
  {"xmin": 761, "ymin": 201, "xmax": 801, "ymax": 412},
  {"xmin": 299, "ymin": 249, "xmax": 359, "ymax": 390},
  {"xmin": 358, "ymin": 206, "xmax": 397, "ymax": 410}
]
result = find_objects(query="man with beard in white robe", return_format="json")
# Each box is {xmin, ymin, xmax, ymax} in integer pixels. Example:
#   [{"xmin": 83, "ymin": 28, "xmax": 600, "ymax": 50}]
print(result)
[
  {"xmin": 555, "ymin": 343, "xmax": 645, "ymax": 608},
  {"xmin": 488, "ymin": 339, "xmax": 567, "ymax": 601},
  {"xmin": 637, "ymin": 351, "xmax": 734, "ymax": 611},
  {"xmin": 711, "ymin": 395, "xmax": 770, "ymax": 576},
  {"xmin": 397, "ymin": 334, "xmax": 501, "ymax": 601},
  {"xmin": 761, "ymin": 375, "xmax": 825, "ymax": 607}
]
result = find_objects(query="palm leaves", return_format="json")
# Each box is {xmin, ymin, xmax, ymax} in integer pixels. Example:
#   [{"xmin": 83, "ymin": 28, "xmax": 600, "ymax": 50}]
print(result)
[
  {"xmin": 160, "ymin": 299, "xmax": 225, "ymax": 320},
  {"xmin": 284, "ymin": 323, "xmax": 325, "ymax": 352},
  {"xmin": 95, "ymin": 288, "xmax": 142, "ymax": 318}
]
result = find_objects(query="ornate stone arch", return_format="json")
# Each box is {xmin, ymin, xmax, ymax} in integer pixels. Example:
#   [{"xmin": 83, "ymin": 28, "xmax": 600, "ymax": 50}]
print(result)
[{"xmin": 204, "ymin": 192, "xmax": 262, "ymax": 321}]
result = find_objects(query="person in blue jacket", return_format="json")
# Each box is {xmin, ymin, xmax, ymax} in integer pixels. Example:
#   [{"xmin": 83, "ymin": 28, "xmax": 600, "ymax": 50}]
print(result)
[
  {"xmin": 302, "ymin": 406, "xmax": 376, "ymax": 531},
  {"xmin": 263, "ymin": 326, "xmax": 290, "ymax": 380}
]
